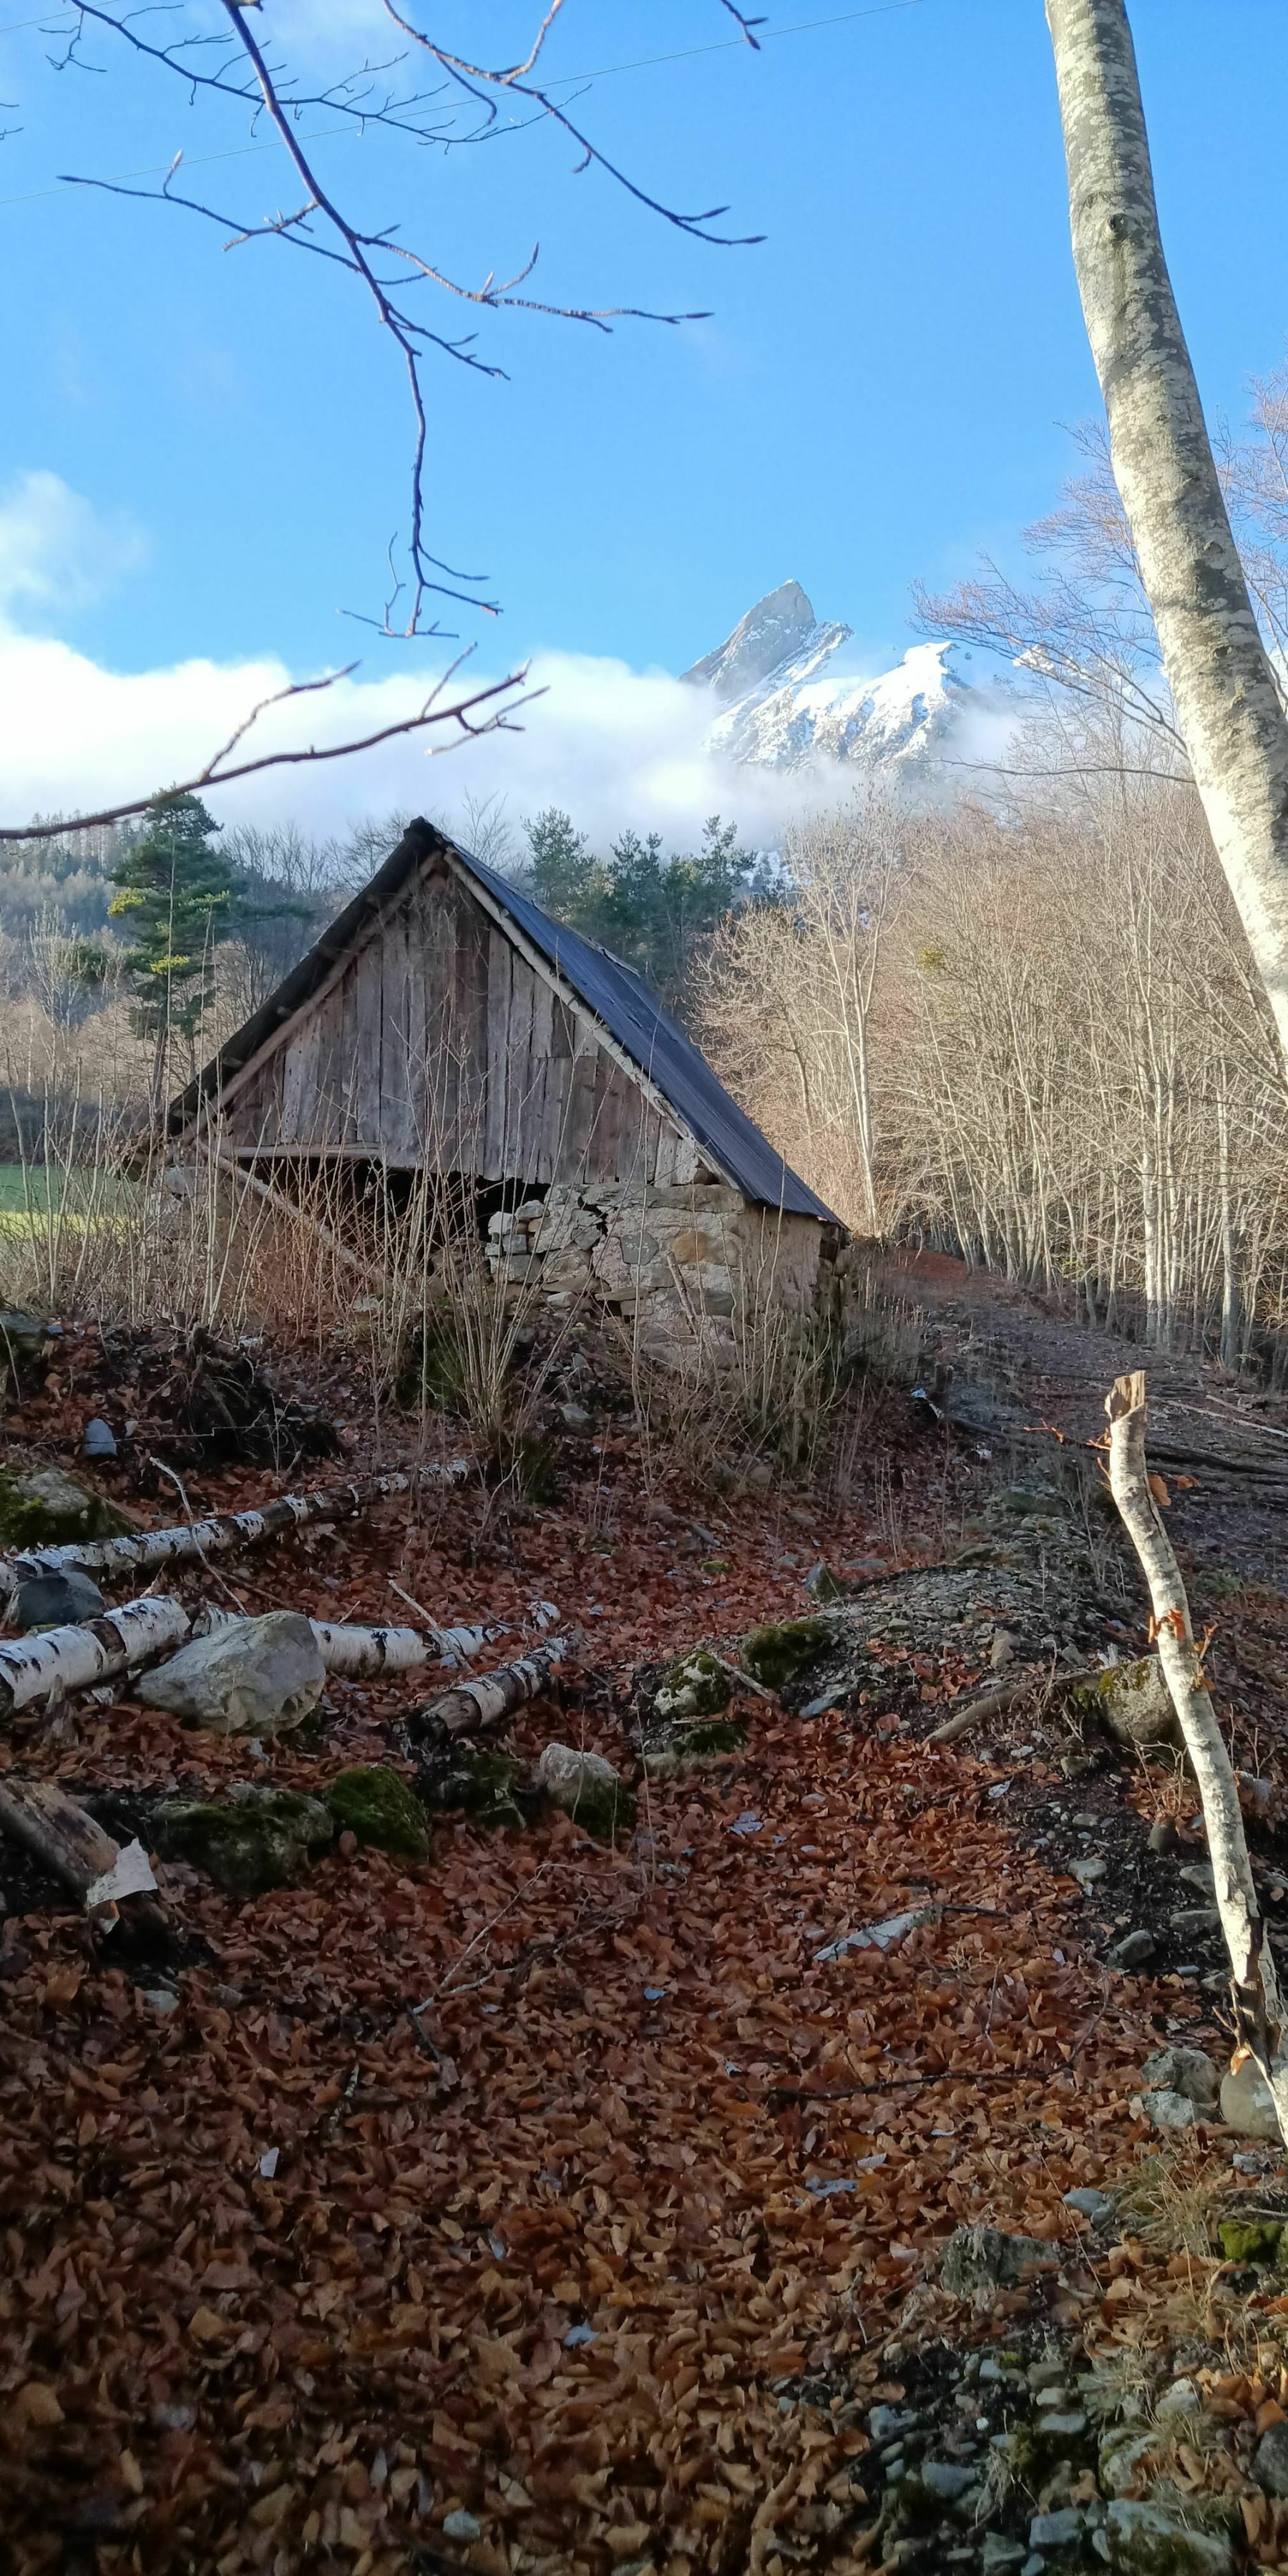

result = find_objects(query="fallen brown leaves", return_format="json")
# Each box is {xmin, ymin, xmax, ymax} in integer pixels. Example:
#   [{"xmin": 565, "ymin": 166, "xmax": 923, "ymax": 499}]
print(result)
[{"xmin": 0, "ymin": 1342, "xmax": 1241, "ymax": 2574}]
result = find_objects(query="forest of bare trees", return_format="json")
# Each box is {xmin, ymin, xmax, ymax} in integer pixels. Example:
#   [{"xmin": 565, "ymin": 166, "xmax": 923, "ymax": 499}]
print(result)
[{"xmin": 698, "ymin": 778, "xmax": 1288, "ymax": 1377}]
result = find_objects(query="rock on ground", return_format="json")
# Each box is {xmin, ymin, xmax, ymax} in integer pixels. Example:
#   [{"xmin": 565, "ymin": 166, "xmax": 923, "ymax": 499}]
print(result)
[
  {"xmin": 938, "ymin": 2223, "xmax": 1060, "ymax": 2304},
  {"xmin": 323, "ymin": 1766, "xmax": 429, "ymax": 1860},
  {"xmin": 136, "ymin": 1611, "xmax": 326, "ymax": 1736},
  {"xmin": 1139, "ymin": 2046, "xmax": 1219, "ymax": 2110},
  {"xmin": 535, "ymin": 1742, "xmax": 636, "ymax": 1837},
  {"xmin": 0, "ymin": 1465, "xmax": 130, "ymax": 1549},
  {"xmin": 1075, "ymin": 1655, "xmax": 1179, "ymax": 1751},
  {"xmin": 12, "ymin": 1566, "xmax": 106, "ymax": 1631},
  {"xmin": 152, "ymin": 1786, "xmax": 334, "ymax": 1898},
  {"xmin": 1101, "ymin": 2499, "xmax": 1232, "ymax": 2576},
  {"xmin": 1220, "ymin": 2054, "xmax": 1282, "ymax": 2140}
]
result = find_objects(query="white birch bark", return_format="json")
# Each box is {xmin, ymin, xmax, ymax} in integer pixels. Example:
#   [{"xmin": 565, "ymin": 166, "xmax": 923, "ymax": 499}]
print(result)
[
  {"xmin": 0, "ymin": 1463, "xmax": 467, "ymax": 1609},
  {"xmin": 1106, "ymin": 1370, "xmax": 1288, "ymax": 2142},
  {"xmin": 0, "ymin": 1595, "xmax": 190, "ymax": 1716},
  {"xmin": 1046, "ymin": 0, "xmax": 1288, "ymax": 1064},
  {"xmin": 416, "ymin": 1644, "xmax": 566, "ymax": 1737},
  {"xmin": 195, "ymin": 1604, "xmax": 504, "ymax": 1675}
]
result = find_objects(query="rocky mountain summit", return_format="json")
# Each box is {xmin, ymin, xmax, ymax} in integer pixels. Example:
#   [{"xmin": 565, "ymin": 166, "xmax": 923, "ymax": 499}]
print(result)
[{"xmin": 681, "ymin": 577, "xmax": 972, "ymax": 774}]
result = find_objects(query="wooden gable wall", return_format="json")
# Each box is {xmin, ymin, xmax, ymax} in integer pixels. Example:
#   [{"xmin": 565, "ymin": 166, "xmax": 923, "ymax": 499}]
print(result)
[{"xmin": 216, "ymin": 858, "xmax": 699, "ymax": 1191}]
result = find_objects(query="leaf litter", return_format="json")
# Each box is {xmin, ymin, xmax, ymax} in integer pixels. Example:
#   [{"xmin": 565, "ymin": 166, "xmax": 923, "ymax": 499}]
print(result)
[{"xmin": 0, "ymin": 1317, "xmax": 1287, "ymax": 2572}]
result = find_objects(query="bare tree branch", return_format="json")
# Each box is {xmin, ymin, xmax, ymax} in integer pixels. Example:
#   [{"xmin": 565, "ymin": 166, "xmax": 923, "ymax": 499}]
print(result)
[
  {"xmin": 53, "ymin": 0, "xmax": 758, "ymax": 638},
  {"xmin": 0, "ymin": 662, "xmax": 535, "ymax": 843}
]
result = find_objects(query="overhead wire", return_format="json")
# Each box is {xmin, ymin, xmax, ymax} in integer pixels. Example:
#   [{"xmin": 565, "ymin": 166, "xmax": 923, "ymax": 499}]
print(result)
[{"xmin": 0, "ymin": 1, "xmax": 926, "ymax": 210}]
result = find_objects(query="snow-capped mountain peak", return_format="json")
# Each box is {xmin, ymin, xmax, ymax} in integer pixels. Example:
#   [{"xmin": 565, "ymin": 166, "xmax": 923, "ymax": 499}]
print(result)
[{"xmin": 682, "ymin": 583, "xmax": 970, "ymax": 775}]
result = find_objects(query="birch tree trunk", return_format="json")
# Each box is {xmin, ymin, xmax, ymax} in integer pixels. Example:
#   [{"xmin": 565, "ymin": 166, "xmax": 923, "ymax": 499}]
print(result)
[
  {"xmin": 1106, "ymin": 1370, "xmax": 1288, "ymax": 2142},
  {"xmin": 0, "ymin": 1596, "xmax": 190, "ymax": 1717},
  {"xmin": 0, "ymin": 1463, "xmax": 467, "ymax": 1610},
  {"xmin": 1045, "ymin": 0, "xmax": 1288, "ymax": 1065}
]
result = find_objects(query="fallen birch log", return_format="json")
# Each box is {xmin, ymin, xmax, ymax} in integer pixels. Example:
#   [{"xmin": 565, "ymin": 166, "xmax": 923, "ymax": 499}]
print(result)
[
  {"xmin": 0, "ymin": 1463, "xmax": 469, "ymax": 1608},
  {"xmin": 415, "ymin": 1643, "xmax": 566, "ymax": 1737},
  {"xmin": 1106, "ymin": 1369, "xmax": 1288, "ymax": 2147},
  {"xmin": 0, "ymin": 1775, "xmax": 159, "ymax": 1919},
  {"xmin": 0, "ymin": 1596, "xmax": 190, "ymax": 1717},
  {"xmin": 194, "ymin": 1604, "xmax": 507, "ymax": 1675}
]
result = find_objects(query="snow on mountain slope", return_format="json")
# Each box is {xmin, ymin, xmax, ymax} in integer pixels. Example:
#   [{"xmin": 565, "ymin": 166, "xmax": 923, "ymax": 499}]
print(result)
[
  {"xmin": 683, "ymin": 584, "xmax": 970, "ymax": 775},
  {"xmin": 680, "ymin": 579, "xmax": 829, "ymax": 702}
]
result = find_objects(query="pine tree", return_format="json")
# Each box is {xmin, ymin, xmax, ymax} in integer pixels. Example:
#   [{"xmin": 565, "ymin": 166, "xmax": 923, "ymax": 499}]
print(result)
[{"xmin": 109, "ymin": 792, "xmax": 233, "ymax": 1112}]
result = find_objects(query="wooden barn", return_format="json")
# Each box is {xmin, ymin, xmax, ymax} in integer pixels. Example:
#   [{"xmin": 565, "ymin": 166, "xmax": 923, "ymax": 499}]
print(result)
[{"xmin": 169, "ymin": 819, "xmax": 840, "ymax": 1356}]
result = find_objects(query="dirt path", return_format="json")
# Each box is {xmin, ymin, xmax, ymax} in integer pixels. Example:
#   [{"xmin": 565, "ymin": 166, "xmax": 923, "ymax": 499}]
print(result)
[{"xmin": 884, "ymin": 1248, "xmax": 1288, "ymax": 1594}]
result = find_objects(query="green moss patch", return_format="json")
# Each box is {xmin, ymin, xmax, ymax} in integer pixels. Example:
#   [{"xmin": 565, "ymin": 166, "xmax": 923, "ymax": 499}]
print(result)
[
  {"xmin": 1217, "ymin": 2216, "xmax": 1284, "ymax": 2265},
  {"xmin": 152, "ymin": 1789, "xmax": 334, "ymax": 1899},
  {"xmin": 643, "ymin": 1716, "xmax": 748, "ymax": 1779},
  {"xmin": 652, "ymin": 1649, "xmax": 731, "ymax": 1724},
  {"xmin": 419, "ymin": 1745, "xmax": 530, "ymax": 1828},
  {"xmin": 0, "ymin": 1465, "xmax": 134, "ymax": 1550},
  {"xmin": 740, "ymin": 1616, "xmax": 834, "ymax": 1692},
  {"xmin": 324, "ymin": 1766, "xmax": 429, "ymax": 1860}
]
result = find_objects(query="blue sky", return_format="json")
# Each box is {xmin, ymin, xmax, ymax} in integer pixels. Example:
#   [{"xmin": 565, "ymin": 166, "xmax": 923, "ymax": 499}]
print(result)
[{"xmin": 1, "ymin": 0, "xmax": 1287, "ymax": 834}]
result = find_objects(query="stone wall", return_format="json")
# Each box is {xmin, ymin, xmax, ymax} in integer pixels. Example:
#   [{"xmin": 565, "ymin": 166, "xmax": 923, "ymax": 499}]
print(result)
[{"xmin": 485, "ymin": 1181, "xmax": 833, "ymax": 1364}]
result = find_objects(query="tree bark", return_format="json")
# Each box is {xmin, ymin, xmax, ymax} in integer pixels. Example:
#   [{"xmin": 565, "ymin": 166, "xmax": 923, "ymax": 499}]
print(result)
[
  {"xmin": 1045, "ymin": 0, "xmax": 1288, "ymax": 1064},
  {"xmin": 195, "ymin": 1604, "xmax": 504, "ymax": 1676},
  {"xmin": 414, "ymin": 1644, "xmax": 565, "ymax": 1738},
  {"xmin": 0, "ymin": 1776, "xmax": 159, "ymax": 1918},
  {"xmin": 0, "ymin": 1463, "xmax": 467, "ymax": 1609},
  {"xmin": 1106, "ymin": 1369, "xmax": 1288, "ymax": 2142},
  {"xmin": 0, "ymin": 1596, "xmax": 191, "ymax": 1717}
]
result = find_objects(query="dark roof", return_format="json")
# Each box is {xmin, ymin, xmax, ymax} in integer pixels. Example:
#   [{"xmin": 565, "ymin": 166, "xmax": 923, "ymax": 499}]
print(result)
[{"xmin": 172, "ymin": 819, "xmax": 836, "ymax": 1223}]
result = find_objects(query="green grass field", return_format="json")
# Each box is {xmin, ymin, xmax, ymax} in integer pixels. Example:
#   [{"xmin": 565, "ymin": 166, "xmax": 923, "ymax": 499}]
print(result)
[{"xmin": 0, "ymin": 1163, "xmax": 138, "ymax": 1231}]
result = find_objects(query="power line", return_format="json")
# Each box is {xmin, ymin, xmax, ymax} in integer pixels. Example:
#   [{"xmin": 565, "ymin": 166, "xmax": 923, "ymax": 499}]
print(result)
[
  {"xmin": 550, "ymin": 1, "xmax": 924, "ymax": 88},
  {"xmin": 0, "ymin": 0, "xmax": 926, "ymax": 209}
]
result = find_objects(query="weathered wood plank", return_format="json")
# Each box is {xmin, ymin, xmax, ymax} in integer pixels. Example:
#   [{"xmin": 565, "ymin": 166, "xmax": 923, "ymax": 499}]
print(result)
[{"xmin": 482, "ymin": 924, "xmax": 513, "ymax": 1179}]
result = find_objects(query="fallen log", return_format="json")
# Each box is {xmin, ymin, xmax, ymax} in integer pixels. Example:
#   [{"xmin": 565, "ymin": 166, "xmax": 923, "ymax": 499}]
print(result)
[
  {"xmin": 0, "ymin": 1596, "xmax": 190, "ymax": 1717},
  {"xmin": 0, "ymin": 1775, "xmax": 159, "ymax": 1920},
  {"xmin": 0, "ymin": 1462, "xmax": 469, "ymax": 1609},
  {"xmin": 927, "ymin": 1661, "xmax": 1098, "ymax": 1746},
  {"xmin": 415, "ymin": 1643, "xmax": 566, "ymax": 1737},
  {"xmin": 193, "ymin": 1604, "xmax": 507, "ymax": 1674}
]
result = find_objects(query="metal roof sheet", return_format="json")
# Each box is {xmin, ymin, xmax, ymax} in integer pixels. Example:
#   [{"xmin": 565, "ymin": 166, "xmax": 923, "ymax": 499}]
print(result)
[{"xmin": 171, "ymin": 819, "xmax": 837, "ymax": 1224}]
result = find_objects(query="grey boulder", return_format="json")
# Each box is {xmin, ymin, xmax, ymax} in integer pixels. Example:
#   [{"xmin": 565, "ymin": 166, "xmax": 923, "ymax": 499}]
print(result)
[
  {"xmin": 1220, "ymin": 2054, "xmax": 1282, "ymax": 2141},
  {"xmin": 137, "ymin": 1610, "xmax": 326, "ymax": 1736},
  {"xmin": 1254, "ymin": 2420, "xmax": 1288, "ymax": 2497},
  {"xmin": 1098, "ymin": 2499, "xmax": 1231, "ymax": 2576},
  {"xmin": 1107, "ymin": 1930, "xmax": 1156, "ymax": 1971},
  {"xmin": 939, "ymin": 2223, "xmax": 1060, "ymax": 2305},
  {"xmin": 12, "ymin": 1566, "xmax": 106, "ymax": 1631},
  {"xmin": 1138, "ymin": 2046, "xmax": 1219, "ymax": 2109},
  {"xmin": 1075, "ymin": 1656, "xmax": 1179, "ymax": 1751}
]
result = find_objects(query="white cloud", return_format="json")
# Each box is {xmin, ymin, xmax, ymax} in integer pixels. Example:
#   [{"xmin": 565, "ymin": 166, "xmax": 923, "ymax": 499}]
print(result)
[
  {"xmin": 0, "ymin": 469, "xmax": 1017, "ymax": 848},
  {"xmin": 0, "ymin": 472, "xmax": 147, "ymax": 621},
  {"xmin": 0, "ymin": 628, "xmax": 877, "ymax": 848}
]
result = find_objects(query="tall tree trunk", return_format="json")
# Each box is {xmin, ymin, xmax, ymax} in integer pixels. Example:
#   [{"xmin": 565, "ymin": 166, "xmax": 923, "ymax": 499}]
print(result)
[
  {"xmin": 1045, "ymin": 0, "xmax": 1288, "ymax": 1066},
  {"xmin": 1106, "ymin": 1371, "xmax": 1288, "ymax": 2145}
]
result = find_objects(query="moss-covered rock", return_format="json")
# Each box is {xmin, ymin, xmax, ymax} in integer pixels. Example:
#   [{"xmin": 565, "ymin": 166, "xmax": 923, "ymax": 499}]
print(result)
[
  {"xmin": 418, "ymin": 1744, "xmax": 531, "ymax": 1828},
  {"xmin": 1216, "ymin": 2215, "xmax": 1284, "ymax": 2265},
  {"xmin": 0, "ymin": 1465, "xmax": 134, "ymax": 1550},
  {"xmin": 652, "ymin": 1648, "xmax": 731, "ymax": 1724},
  {"xmin": 152, "ymin": 1787, "xmax": 334, "ymax": 1898},
  {"xmin": 1074, "ymin": 1655, "xmax": 1179, "ymax": 1752},
  {"xmin": 643, "ymin": 1715, "xmax": 748, "ymax": 1778},
  {"xmin": 535, "ymin": 1742, "xmax": 635, "ymax": 1838},
  {"xmin": 740, "ymin": 1616, "xmax": 834, "ymax": 1692},
  {"xmin": 324, "ymin": 1765, "xmax": 429, "ymax": 1860}
]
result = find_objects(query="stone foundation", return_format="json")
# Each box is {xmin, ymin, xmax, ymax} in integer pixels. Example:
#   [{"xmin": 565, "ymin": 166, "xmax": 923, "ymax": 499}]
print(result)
[{"xmin": 485, "ymin": 1182, "xmax": 832, "ymax": 1362}]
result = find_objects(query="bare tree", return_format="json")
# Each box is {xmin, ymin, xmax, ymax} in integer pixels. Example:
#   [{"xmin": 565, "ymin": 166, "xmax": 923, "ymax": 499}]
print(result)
[
  {"xmin": 4, "ymin": 1, "xmax": 763, "ymax": 837},
  {"xmin": 1043, "ymin": 0, "xmax": 1288, "ymax": 1069}
]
